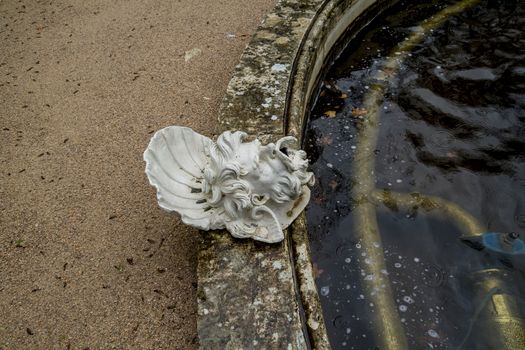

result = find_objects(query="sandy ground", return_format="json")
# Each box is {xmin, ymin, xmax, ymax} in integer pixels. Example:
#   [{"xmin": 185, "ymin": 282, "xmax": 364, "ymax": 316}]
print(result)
[{"xmin": 0, "ymin": 0, "xmax": 275, "ymax": 348}]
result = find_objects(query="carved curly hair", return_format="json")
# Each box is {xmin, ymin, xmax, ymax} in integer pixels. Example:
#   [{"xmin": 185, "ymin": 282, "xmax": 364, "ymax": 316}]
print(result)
[{"xmin": 202, "ymin": 131, "xmax": 313, "ymax": 221}]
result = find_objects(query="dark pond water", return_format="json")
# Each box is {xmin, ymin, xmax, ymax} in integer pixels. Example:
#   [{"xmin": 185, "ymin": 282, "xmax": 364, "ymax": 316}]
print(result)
[{"xmin": 304, "ymin": 0, "xmax": 525, "ymax": 349}]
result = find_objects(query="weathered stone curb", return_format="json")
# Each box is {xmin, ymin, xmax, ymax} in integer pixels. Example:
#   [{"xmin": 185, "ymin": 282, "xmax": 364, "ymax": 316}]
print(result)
[
  {"xmin": 198, "ymin": 1, "xmax": 325, "ymax": 348},
  {"xmin": 198, "ymin": 232, "xmax": 306, "ymax": 349},
  {"xmin": 218, "ymin": 0, "xmax": 325, "ymax": 144},
  {"xmin": 198, "ymin": 0, "xmax": 388, "ymax": 348}
]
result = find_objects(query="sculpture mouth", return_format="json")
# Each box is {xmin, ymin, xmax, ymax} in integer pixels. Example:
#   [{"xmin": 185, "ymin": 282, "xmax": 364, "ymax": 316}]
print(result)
[{"xmin": 274, "ymin": 136, "xmax": 298, "ymax": 172}]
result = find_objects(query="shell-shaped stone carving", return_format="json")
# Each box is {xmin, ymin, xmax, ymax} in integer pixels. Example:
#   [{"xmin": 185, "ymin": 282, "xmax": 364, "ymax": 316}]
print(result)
[
  {"xmin": 144, "ymin": 126, "xmax": 314, "ymax": 243},
  {"xmin": 143, "ymin": 126, "xmax": 218, "ymax": 230}
]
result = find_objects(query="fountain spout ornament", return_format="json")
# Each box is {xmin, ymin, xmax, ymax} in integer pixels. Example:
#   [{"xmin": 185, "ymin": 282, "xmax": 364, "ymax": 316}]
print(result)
[{"xmin": 144, "ymin": 126, "xmax": 315, "ymax": 243}]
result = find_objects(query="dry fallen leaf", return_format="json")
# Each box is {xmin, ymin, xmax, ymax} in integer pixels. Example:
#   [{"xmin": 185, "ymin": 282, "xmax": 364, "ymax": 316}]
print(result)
[
  {"xmin": 340, "ymin": 93, "xmax": 348, "ymax": 99},
  {"xmin": 352, "ymin": 107, "xmax": 368, "ymax": 117},
  {"xmin": 313, "ymin": 263, "xmax": 325, "ymax": 279},
  {"xmin": 324, "ymin": 110, "xmax": 337, "ymax": 118},
  {"xmin": 382, "ymin": 66, "xmax": 399, "ymax": 78},
  {"xmin": 313, "ymin": 194, "xmax": 326, "ymax": 204},
  {"xmin": 318, "ymin": 135, "xmax": 333, "ymax": 145}
]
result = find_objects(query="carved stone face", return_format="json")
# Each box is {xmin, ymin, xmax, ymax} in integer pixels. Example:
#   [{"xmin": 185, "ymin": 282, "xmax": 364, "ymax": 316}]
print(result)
[
  {"xmin": 144, "ymin": 126, "xmax": 314, "ymax": 243},
  {"xmin": 244, "ymin": 143, "xmax": 289, "ymax": 197},
  {"xmin": 233, "ymin": 139, "xmax": 261, "ymax": 174}
]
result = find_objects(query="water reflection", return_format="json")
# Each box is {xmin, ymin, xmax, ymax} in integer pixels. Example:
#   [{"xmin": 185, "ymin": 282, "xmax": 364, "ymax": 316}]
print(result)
[{"xmin": 304, "ymin": 0, "xmax": 525, "ymax": 348}]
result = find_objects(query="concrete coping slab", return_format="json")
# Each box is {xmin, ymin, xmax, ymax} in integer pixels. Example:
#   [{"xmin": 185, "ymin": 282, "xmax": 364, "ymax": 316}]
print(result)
[{"xmin": 197, "ymin": 0, "xmax": 390, "ymax": 348}]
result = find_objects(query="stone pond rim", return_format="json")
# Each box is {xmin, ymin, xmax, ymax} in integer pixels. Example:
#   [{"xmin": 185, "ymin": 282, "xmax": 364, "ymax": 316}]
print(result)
[{"xmin": 197, "ymin": 0, "xmax": 396, "ymax": 348}]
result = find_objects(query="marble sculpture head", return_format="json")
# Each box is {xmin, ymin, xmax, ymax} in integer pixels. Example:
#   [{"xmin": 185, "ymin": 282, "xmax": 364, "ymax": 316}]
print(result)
[{"xmin": 144, "ymin": 126, "xmax": 314, "ymax": 243}]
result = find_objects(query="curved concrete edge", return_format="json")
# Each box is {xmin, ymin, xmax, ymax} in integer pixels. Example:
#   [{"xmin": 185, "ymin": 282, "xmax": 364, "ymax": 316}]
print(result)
[
  {"xmin": 290, "ymin": 214, "xmax": 331, "ymax": 348},
  {"xmin": 287, "ymin": 0, "xmax": 393, "ymax": 138},
  {"xmin": 286, "ymin": 1, "xmax": 395, "ymax": 347},
  {"xmin": 198, "ymin": 0, "xmax": 391, "ymax": 348}
]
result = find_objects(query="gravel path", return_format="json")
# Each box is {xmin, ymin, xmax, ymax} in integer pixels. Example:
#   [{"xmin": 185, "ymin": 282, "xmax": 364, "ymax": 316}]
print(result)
[{"xmin": 0, "ymin": 0, "xmax": 274, "ymax": 348}]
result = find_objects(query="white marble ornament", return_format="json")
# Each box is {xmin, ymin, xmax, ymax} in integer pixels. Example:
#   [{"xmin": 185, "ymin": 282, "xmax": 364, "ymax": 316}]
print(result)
[{"xmin": 144, "ymin": 126, "xmax": 314, "ymax": 243}]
